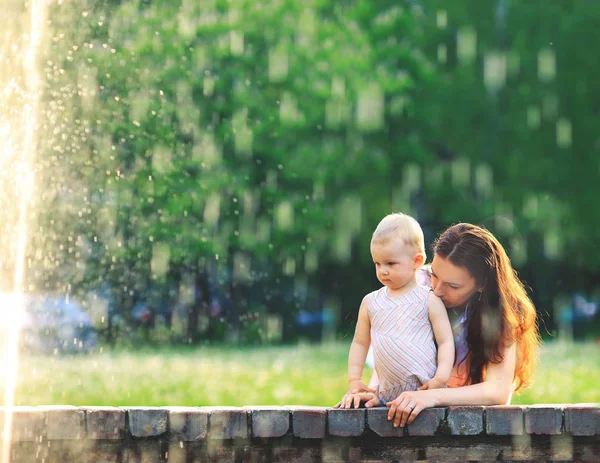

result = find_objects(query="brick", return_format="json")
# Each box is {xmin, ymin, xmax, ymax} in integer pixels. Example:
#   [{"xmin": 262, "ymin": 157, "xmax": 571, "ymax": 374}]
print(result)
[
  {"xmin": 447, "ymin": 406, "xmax": 484, "ymax": 435},
  {"xmin": 524, "ymin": 405, "xmax": 563, "ymax": 435},
  {"xmin": 321, "ymin": 439, "xmax": 345, "ymax": 462},
  {"xmin": 0, "ymin": 406, "xmax": 45, "ymax": 442},
  {"xmin": 577, "ymin": 441, "xmax": 600, "ymax": 462},
  {"xmin": 287, "ymin": 406, "xmax": 326, "ymax": 439},
  {"xmin": 366, "ymin": 407, "xmax": 404, "ymax": 437},
  {"xmin": 565, "ymin": 404, "xmax": 600, "ymax": 436},
  {"xmin": 181, "ymin": 441, "xmax": 206, "ymax": 463},
  {"xmin": 425, "ymin": 443, "xmax": 511, "ymax": 461},
  {"xmin": 83, "ymin": 441, "xmax": 124, "ymax": 463},
  {"xmin": 85, "ymin": 407, "xmax": 126, "ymax": 439},
  {"xmin": 1, "ymin": 442, "xmax": 44, "ymax": 463},
  {"xmin": 550, "ymin": 434, "xmax": 574, "ymax": 460},
  {"xmin": 348, "ymin": 446, "xmax": 362, "ymax": 462},
  {"xmin": 327, "ymin": 408, "xmax": 365, "ymax": 437},
  {"xmin": 406, "ymin": 407, "xmax": 445, "ymax": 436},
  {"xmin": 42, "ymin": 405, "xmax": 85, "ymax": 439},
  {"xmin": 126, "ymin": 407, "xmax": 168, "ymax": 437},
  {"xmin": 245, "ymin": 406, "xmax": 289, "ymax": 438},
  {"xmin": 205, "ymin": 443, "xmax": 236, "ymax": 461},
  {"xmin": 47, "ymin": 440, "xmax": 86, "ymax": 461},
  {"xmin": 167, "ymin": 407, "xmax": 208, "ymax": 441},
  {"xmin": 166, "ymin": 443, "xmax": 188, "ymax": 463},
  {"xmin": 272, "ymin": 446, "xmax": 320, "ymax": 462},
  {"xmin": 205, "ymin": 407, "xmax": 248, "ymax": 440},
  {"xmin": 372, "ymin": 446, "xmax": 420, "ymax": 461},
  {"xmin": 240, "ymin": 445, "xmax": 270, "ymax": 463},
  {"xmin": 485, "ymin": 406, "xmax": 524, "ymax": 435},
  {"xmin": 132, "ymin": 440, "xmax": 164, "ymax": 463}
]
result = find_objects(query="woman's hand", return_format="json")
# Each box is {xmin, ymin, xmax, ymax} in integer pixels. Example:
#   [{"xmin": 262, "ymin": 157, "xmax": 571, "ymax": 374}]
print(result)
[
  {"xmin": 334, "ymin": 391, "xmax": 381, "ymax": 409},
  {"xmin": 386, "ymin": 390, "xmax": 438, "ymax": 427}
]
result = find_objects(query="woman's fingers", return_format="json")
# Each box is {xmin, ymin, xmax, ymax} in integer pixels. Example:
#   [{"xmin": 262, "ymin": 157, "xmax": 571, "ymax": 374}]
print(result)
[
  {"xmin": 392, "ymin": 400, "xmax": 409, "ymax": 427},
  {"xmin": 406, "ymin": 404, "xmax": 423, "ymax": 425},
  {"xmin": 399, "ymin": 402, "xmax": 417, "ymax": 427},
  {"xmin": 353, "ymin": 393, "xmax": 361, "ymax": 409},
  {"xmin": 387, "ymin": 395, "xmax": 408, "ymax": 425}
]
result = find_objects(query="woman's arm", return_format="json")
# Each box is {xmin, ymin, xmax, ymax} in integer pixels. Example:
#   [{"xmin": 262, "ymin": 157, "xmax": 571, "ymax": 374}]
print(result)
[{"xmin": 384, "ymin": 342, "xmax": 517, "ymax": 427}]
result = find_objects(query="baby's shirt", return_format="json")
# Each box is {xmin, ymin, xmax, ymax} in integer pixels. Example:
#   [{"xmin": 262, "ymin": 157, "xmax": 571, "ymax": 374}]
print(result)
[{"xmin": 368, "ymin": 285, "xmax": 438, "ymax": 403}]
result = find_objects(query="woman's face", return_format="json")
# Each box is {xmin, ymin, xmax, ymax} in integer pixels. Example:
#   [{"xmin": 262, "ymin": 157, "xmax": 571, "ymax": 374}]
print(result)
[{"xmin": 430, "ymin": 255, "xmax": 480, "ymax": 310}]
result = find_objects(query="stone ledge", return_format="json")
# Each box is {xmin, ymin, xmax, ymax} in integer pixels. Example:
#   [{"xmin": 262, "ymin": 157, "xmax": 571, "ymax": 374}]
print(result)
[
  {"xmin": 85, "ymin": 406, "xmax": 126, "ymax": 439},
  {"xmin": 0, "ymin": 405, "xmax": 597, "ymax": 442}
]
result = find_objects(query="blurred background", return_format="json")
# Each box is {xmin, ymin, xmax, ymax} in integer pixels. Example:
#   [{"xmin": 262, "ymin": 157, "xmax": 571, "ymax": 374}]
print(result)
[{"xmin": 1, "ymin": 0, "xmax": 599, "ymax": 407}]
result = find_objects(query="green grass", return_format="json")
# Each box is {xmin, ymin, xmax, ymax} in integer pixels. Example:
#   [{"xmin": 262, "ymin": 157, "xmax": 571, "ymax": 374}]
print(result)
[{"xmin": 4, "ymin": 341, "xmax": 599, "ymax": 407}]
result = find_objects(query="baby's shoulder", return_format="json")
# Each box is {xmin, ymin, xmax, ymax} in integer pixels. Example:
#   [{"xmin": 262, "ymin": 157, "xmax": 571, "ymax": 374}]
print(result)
[
  {"xmin": 362, "ymin": 287, "xmax": 386, "ymax": 307},
  {"xmin": 365, "ymin": 287, "xmax": 386, "ymax": 298}
]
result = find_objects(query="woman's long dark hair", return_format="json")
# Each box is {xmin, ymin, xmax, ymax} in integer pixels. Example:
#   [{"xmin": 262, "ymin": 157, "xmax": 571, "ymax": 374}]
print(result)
[{"xmin": 433, "ymin": 223, "xmax": 540, "ymax": 390}]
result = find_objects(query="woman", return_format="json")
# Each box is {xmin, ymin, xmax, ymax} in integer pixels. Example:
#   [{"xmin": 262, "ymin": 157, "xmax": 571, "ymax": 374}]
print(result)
[{"xmin": 335, "ymin": 223, "xmax": 540, "ymax": 428}]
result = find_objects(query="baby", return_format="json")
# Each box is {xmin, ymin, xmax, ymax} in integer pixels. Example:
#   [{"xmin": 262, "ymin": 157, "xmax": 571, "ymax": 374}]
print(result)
[{"xmin": 342, "ymin": 213, "xmax": 454, "ymax": 408}]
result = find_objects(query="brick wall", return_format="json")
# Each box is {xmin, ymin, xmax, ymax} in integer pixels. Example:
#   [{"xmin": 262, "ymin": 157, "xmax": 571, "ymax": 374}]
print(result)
[{"xmin": 0, "ymin": 404, "xmax": 598, "ymax": 461}]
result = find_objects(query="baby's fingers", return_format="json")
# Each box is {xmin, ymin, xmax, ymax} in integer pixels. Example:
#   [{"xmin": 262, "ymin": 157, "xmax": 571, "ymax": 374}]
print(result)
[
  {"xmin": 418, "ymin": 383, "xmax": 429, "ymax": 391},
  {"xmin": 365, "ymin": 395, "xmax": 380, "ymax": 408}
]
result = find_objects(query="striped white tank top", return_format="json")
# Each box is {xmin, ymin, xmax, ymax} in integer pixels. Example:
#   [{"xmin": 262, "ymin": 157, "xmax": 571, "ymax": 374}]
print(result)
[{"xmin": 368, "ymin": 285, "xmax": 438, "ymax": 403}]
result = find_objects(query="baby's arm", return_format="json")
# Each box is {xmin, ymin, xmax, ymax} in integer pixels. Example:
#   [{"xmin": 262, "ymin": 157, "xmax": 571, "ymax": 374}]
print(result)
[
  {"xmin": 421, "ymin": 292, "xmax": 454, "ymax": 389},
  {"xmin": 347, "ymin": 296, "xmax": 373, "ymax": 393}
]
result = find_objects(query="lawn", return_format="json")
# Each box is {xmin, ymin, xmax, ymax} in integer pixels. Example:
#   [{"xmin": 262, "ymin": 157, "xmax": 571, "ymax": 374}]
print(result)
[{"xmin": 5, "ymin": 340, "xmax": 599, "ymax": 407}]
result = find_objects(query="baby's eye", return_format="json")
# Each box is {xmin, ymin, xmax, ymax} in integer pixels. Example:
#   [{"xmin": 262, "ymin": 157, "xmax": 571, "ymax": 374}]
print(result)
[{"xmin": 388, "ymin": 262, "xmax": 396, "ymax": 266}]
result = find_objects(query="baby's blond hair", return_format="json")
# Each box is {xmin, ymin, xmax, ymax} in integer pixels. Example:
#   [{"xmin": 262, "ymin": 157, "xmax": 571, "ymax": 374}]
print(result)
[{"xmin": 371, "ymin": 213, "xmax": 426, "ymax": 259}]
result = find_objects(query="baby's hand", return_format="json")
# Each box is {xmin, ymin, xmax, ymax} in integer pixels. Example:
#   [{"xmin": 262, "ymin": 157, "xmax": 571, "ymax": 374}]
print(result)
[
  {"xmin": 418, "ymin": 376, "xmax": 448, "ymax": 390},
  {"xmin": 333, "ymin": 380, "xmax": 377, "ymax": 409},
  {"xmin": 347, "ymin": 380, "xmax": 375, "ymax": 395},
  {"xmin": 334, "ymin": 391, "xmax": 381, "ymax": 409}
]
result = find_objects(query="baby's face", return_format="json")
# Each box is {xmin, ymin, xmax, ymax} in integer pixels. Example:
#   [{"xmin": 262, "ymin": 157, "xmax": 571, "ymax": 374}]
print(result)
[{"xmin": 370, "ymin": 238, "xmax": 420, "ymax": 291}]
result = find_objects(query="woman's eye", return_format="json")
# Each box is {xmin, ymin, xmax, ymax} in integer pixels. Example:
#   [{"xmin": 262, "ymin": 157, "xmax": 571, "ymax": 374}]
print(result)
[{"xmin": 449, "ymin": 285, "xmax": 459, "ymax": 290}]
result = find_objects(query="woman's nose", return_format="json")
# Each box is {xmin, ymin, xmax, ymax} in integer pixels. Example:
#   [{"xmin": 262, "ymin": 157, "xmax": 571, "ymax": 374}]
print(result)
[{"xmin": 433, "ymin": 286, "xmax": 444, "ymax": 297}]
